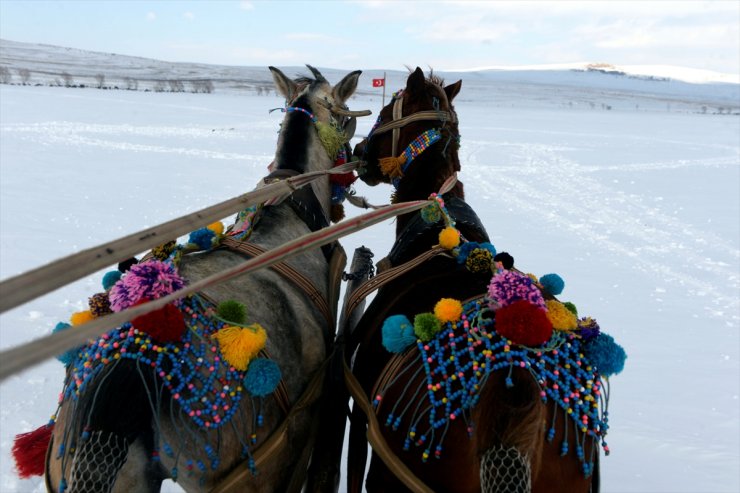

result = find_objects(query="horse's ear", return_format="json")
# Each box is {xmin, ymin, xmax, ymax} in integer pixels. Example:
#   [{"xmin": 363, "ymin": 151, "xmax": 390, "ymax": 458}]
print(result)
[
  {"xmin": 332, "ymin": 70, "xmax": 362, "ymax": 105},
  {"xmin": 407, "ymin": 67, "xmax": 425, "ymax": 94},
  {"xmin": 444, "ymin": 80, "xmax": 462, "ymax": 102},
  {"xmin": 306, "ymin": 64, "xmax": 328, "ymax": 83},
  {"xmin": 269, "ymin": 66, "xmax": 298, "ymax": 101}
]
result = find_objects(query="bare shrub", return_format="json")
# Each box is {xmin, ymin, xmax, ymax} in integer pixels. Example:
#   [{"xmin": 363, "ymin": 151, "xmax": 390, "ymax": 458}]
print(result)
[
  {"xmin": 61, "ymin": 72, "xmax": 74, "ymax": 87},
  {"xmin": 95, "ymin": 73, "xmax": 105, "ymax": 89},
  {"xmin": 18, "ymin": 68, "xmax": 31, "ymax": 84},
  {"xmin": 0, "ymin": 66, "xmax": 11, "ymax": 84}
]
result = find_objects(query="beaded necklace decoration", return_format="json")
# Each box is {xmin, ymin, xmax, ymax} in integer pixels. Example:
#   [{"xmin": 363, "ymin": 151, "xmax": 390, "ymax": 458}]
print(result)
[
  {"xmin": 50, "ymin": 222, "xmax": 284, "ymax": 487},
  {"xmin": 376, "ymin": 195, "xmax": 626, "ymax": 477}
]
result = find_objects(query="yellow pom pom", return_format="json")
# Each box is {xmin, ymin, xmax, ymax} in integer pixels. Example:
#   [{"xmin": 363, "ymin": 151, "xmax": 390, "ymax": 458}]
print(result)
[
  {"xmin": 213, "ymin": 324, "xmax": 267, "ymax": 371},
  {"xmin": 438, "ymin": 227, "xmax": 460, "ymax": 250},
  {"xmin": 527, "ymin": 273, "xmax": 539, "ymax": 283},
  {"xmin": 207, "ymin": 221, "xmax": 224, "ymax": 235},
  {"xmin": 70, "ymin": 310, "xmax": 94, "ymax": 326},
  {"xmin": 434, "ymin": 298, "xmax": 463, "ymax": 323},
  {"xmin": 545, "ymin": 300, "xmax": 578, "ymax": 331}
]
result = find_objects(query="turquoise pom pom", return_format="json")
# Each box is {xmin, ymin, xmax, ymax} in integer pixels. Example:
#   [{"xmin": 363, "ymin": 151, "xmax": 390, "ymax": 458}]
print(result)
[
  {"xmin": 189, "ymin": 228, "xmax": 216, "ymax": 250},
  {"xmin": 382, "ymin": 315, "xmax": 416, "ymax": 353},
  {"xmin": 540, "ymin": 273, "xmax": 565, "ymax": 296},
  {"xmin": 584, "ymin": 332, "xmax": 626, "ymax": 377},
  {"xmin": 53, "ymin": 322, "xmax": 78, "ymax": 365},
  {"xmin": 244, "ymin": 358, "xmax": 282, "ymax": 397},
  {"xmin": 102, "ymin": 271, "xmax": 122, "ymax": 291}
]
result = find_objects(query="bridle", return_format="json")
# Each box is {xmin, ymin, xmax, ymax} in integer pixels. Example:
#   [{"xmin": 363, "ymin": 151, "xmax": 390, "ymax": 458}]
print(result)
[{"xmin": 364, "ymin": 89, "xmax": 459, "ymax": 188}]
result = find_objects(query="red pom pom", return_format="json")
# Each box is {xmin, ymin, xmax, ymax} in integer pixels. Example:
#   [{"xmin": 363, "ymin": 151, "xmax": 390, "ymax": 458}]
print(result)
[
  {"xmin": 131, "ymin": 300, "xmax": 185, "ymax": 343},
  {"xmin": 495, "ymin": 300, "xmax": 553, "ymax": 346},
  {"xmin": 12, "ymin": 424, "xmax": 53, "ymax": 478},
  {"xmin": 330, "ymin": 172, "xmax": 357, "ymax": 187}
]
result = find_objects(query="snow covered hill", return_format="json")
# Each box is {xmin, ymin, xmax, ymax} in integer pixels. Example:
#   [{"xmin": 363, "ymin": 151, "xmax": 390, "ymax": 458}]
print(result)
[{"xmin": 1, "ymin": 38, "xmax": 738, "ymax": 114}]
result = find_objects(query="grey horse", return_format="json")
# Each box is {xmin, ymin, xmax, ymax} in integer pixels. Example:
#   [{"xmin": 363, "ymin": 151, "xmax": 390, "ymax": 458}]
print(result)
[{"xmin": 45, "ymin": 65, "xmax": 363, "ymax": 493}]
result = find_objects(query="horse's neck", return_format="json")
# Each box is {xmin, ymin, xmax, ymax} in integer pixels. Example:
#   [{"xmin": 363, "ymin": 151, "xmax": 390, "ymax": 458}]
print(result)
[
  {"xmin": 273, "ymin": 123, "xmax": 333, "ymax": 220},
  {"xmin": 394, "ymin": 153, "xmax": 463, "ymax": 234}
]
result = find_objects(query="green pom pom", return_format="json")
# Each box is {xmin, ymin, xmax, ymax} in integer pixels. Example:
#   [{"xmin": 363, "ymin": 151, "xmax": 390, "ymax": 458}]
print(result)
[
  {"xmin": 421, "ymin": 203, "xmax": 442, "ymax": 224},
  {"xmin": 414, "ymin": 312, "xmax": 441, "ymax": 342},
  {"xmin": 217, "ymin": 300, "xmax": 247, "ymax": 325},
  {"xmin": 465, "ymin": 248, "xmax": 493, "ymax": 274},
  {"xmin": 563, "ymin": 302, "xmax": 578, "ymax": 316}
]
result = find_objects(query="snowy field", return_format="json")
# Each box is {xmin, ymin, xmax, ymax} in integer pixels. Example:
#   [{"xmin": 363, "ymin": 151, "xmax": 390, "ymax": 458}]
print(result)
[{"xmin": 1, "ymin": 79, "xmax": 738, "ymax": 493}]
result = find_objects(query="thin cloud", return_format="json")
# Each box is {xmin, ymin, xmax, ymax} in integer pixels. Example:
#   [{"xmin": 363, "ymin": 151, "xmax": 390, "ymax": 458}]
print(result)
[
  {"xmin": 183, "ymin": 12, "xmax": 195, "ymax": 21},
  {"xmin": 146, "ymin": 12, "xmax": 156, "ymax": 22},
  {"xmin": 239, "ymin": 1, "xmax": 254, "ymax": 10},
  {"xmin": 284, "ymin": 33, "xmax": 341, "ymax": 43}
]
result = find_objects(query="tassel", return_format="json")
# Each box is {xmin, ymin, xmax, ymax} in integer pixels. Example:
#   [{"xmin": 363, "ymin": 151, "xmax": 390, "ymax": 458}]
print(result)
[
  {"xmin": 213, "ymin": 324, "xmax": 267, "ymax": 371},
  {"xmin": 315, "ymin": 122, "xmax": 346, "ymax": 160},
  {"xmin": 379, "ymin": 155, "xmax": 407, "ymax": 179},
  {"xmin": 12, "ymin": 424, "xmax": 53, "ymax": 478},
  {"xmin": 330, "ymin": 203, "xmax": 345, "ymax": 223}
]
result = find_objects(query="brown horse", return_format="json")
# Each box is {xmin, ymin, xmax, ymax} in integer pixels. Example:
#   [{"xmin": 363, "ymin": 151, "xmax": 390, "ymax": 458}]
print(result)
[{"xmin": 345, "ymin": 68, "xmax": 604, "ymax": 493}]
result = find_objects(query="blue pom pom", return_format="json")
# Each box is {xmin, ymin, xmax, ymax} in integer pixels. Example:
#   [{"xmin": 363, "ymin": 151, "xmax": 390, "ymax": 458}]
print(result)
[
  {"xmin": 189, "ymin": 228, "xmax": 216, "ymax": 250},
  {"xmin": 53, "ymin": 322, "xmax": 78, "ymax": 365},
  {"xmin": 102, "ymin": 270, "xmax": 122, "ymax": 291},
  {"xmin": 584, "ymin": 332, "xmax": 626, "ymax": 377},
  {"xmin": 244, "ymin": 358, "xmax": 282, "ymax": 397},
  {"xmin": 539, "ymin": 273, "xmax": 565, "ymax": 296},
  {"xmin": 455, "ymin": 242, "xmax": 496, "ymax": 264},
  {"xmin": 382, "ymin": 315, "xmax": 416, "ymax": 353}
]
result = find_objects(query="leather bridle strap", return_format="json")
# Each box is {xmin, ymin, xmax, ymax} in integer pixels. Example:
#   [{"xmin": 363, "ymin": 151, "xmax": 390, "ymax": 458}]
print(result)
[{"xmin": 220, "ymin": 237, "xmax": 334, "ymax": 329}]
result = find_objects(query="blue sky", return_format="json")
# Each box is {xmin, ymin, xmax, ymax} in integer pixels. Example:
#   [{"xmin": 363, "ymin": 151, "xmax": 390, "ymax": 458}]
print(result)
[{"xmin": 1, "ymin": 0, "xmax": 738, "ymax": 74}]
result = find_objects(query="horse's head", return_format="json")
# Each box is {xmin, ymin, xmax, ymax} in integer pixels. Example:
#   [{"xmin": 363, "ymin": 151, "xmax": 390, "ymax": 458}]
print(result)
[
  {"xmin": 269, "ymin": 65, "xmax": 365, "ymax": 174},
  {"xmin": 355, "ymin": 67, "xmax": 462, "ymax": 200}
]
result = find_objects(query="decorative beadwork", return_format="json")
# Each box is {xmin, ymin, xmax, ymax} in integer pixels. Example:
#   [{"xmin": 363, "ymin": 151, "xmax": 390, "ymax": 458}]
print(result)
[
  {"xmin": 391, "ymin": 129, "xmax": 442, "ymax": 188},
  {"xmin": 374, "ymin": 299, "xmax": 610, "ymax": 476}
]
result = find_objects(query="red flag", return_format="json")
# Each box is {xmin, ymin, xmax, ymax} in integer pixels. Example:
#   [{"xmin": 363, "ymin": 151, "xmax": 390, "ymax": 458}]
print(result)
[{"xmin": 372, "ymin": 78, "xmax": 385, "ymax": 87}]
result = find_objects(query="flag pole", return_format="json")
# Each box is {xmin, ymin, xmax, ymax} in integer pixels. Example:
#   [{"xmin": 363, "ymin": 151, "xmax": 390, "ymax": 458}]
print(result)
[{"xmin": 382, "ymin": 71, "xmax": 386, "ymax": 106}]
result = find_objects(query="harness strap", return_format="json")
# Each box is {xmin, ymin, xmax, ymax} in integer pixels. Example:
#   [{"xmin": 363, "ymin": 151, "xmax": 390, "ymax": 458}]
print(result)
[
  {"xmin": 220, "ymin": 237, "xmax": 334, "ymax": 329},
  {"xmin": 372, "ymin": 109, "xmax": 458, "ymax": 138},
  {"xmin": 343, "ymin": 359, "xmax": 434, "ymax": 493},
  {"xmin": 211, "ymin": 354, "xmax": 331, "ymax": 493},
  {"xmin": 343, "ymin": 247, "xmax": 447, "ymax": 325}
]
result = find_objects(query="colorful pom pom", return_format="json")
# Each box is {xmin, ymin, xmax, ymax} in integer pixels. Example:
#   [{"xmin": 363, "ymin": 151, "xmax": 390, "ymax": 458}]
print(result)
[
  {"xmin": 584, "ymin": 332, "xmax": 626, "ymax": 376},
  {"xmin": 102, "ymin": 270, "xmax": 122, "ymax": 291},
  {"xmin": 465, "ymin": 248, "xmax": 493, "ymax": 274},
  {"xmin": 151, "ymin": 240, "xmax": 177, "ymax": 261},
  {"xmin": 244, "ymin": 358, "xmax": 282, "ymax": 397},
  {"xmin": 414, "ymin": 312, "xmax": 442, "ymax": 342},
  {"xmin": 540, "ymin": 273, "xmax": 565, "ymax": 296},
  {"xmin": 494, "ymin": 300, "xmax": 553, "ymax": 346},
  {"xmin": 434, "ymin": 298, "xmax": 463, "ymax": 324},
  {"xmin": 213, "ymin": 324, "xmax": 267, "ymax": 371},
  {"xmin": 207, "ymin": 221, "xmax": 225, "ymax": 235},
  {"xmin": 189, "ymin": 227, "xmax": 216, "ymax": 250},
  {"xmin": 493, "ymin": 252, "xmax": 514, "ymax": 270},
  {"xmin": 382, "ymin": 315, "xmax": 416, "ymax": 353},
  {"xmin": 563, "ymin": 302, "xmax": 578, "ymax": 316},
  {"xmin": 217, "ymin": 300, "xmax": 247, "ymax": 325},
  {"xmin": 131, "ymin": 301, "xmax": 186, "ymax": 343},
  {"xmin": 577, "ymin": 317, "xmax": 600, "ymax": 341},
  {"xmin": 70, "ymin": 310, "xmax": 94, "ymax": 326},
  {"xmin": 109, "ymin": 260, "xmax": 185, "ymax": 312},
  {"xmin": 53, "ymin": 322, "xmax": 78, "ymax": 365},
  {"xmin": 12, "ymin": 424, "xmax": 54, "ymax": 478},
  {"xmin": 421, "ymin": 203, "xmax": 442, "ymax": 224},
  {"xmin": 88, "ymin": 292, "xmax": 112, "ymax": 318},
  {"xmin": 438, "ymin": 227, "xmax": 460, "ymax": 250},
  {"xmin": 545, "ymin": 300, "xmax": 578, "ymax": 331},
  {"xmin": 488, "ymin": 270, "xmax": 546, "ymax": 309}
]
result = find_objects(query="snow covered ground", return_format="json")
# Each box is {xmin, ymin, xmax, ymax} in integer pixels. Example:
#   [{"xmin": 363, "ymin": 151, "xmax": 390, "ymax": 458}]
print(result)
[{"xmin": 1, "ymin": 65, "xmax": 738, "ymax": 492}]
